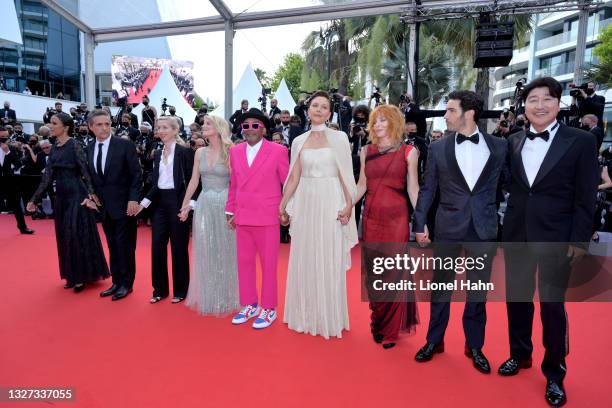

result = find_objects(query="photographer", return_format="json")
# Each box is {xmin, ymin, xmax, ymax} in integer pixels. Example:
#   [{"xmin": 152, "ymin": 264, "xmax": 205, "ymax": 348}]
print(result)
[
  {"xmin": 399, "ymin": 94, "xmax": 427, "ymax": 137},
  {"xmin": 168, "ymin": 106, "xmax": 184, "ymax": 135},
  {"xmin": 43, "ymin": 102, "xmax": 63, "ymax": 124},
  {"xmin": 75, "ymin": 123, "xmax": 94, "ymax": 148},
  {"xmin": 571, "ymin": 81, "xmax": 605, "ymax": 127},
  {"xmin": 293, "ymin": 98, "xmax": 308, "ymax": 132},
  {"xmin": 142, "ymin": 95, "xmax": 157, "ymax": 128},
  {"xmin": 229, "ymin": 99, "xmax": 249, "ymax": 138},
  {"xmin": 0, "ymin": 126, "xmax": 33, "ymax": 234},
  {"xmin": 492, "ymin": 111, "xmax": 522, "ymax": 138},
  {"xmin": 11, "ymin": 122, "xmax": 29, "ymax": 143},
  {"xmin": 1, "ymin": 101, "xmax": 17, "ymax": 127},
  {"xmin": 404, "ymin": 121, "xmax": 429, "ymax": 183},
  {"xmin": 349, "ymin": 105, "xmax": 370, "ymax": 156},
  {"xmin": 580, "ymin": 113, "xmax": 605, "ymax": 151},
  {"xmin": 194, "ymin": 104, "xmax": 208, "ymax": 125},
  {"xmin": 116, "ymin": 113, "xmax": 141, "ymax": 142},
  {"xmin": 268, "ymin": 98, "xmax": 281, "ymax": 118},
  {"xmin": 515, "ymin": 113, "xmax": 529, "ymax": 132}
]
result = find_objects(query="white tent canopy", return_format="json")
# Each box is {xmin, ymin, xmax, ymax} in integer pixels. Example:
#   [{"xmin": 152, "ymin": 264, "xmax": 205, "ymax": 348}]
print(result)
[
  {"xmin": 272, "ymin": 79, "xmax": 296, "ymax": 113},
  {"xmin": 0, "ymin": 0, "xmax": 23, "ymax": 46},
  {"xmin": 132, "ymin": 66, "xmax": 196, "ymax": 127},
  {"xmin": 210, "ymin": 63, "xmax": 262, "ymax": 117}
]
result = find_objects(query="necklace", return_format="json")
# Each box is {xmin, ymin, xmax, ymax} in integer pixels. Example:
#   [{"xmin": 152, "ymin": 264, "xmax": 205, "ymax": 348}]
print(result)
[
  {"xmin": 310, "ymin": 123, "xmax": 327, "ymax": 131},
  {"xmin": 377, "ymin": 142, "xmax": 401, "ymax": 154}
]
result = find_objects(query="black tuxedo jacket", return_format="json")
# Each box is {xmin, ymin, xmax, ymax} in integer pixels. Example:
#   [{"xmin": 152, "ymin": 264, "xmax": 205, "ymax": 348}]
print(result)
[
  {"xmin": 589, "ymin": 126, "xmax": 604, "ymax": 151},
  {"xmin": 229, "ymin": 109, "xmax": 245, "ymax": 135},
  {"xmin": 144, "ymin": 143, "xmax": 195, "ymax": 206},
  {"xmin": 0, "ymin": 108, "xmax": 17, "ymax": 125},
  {"xmin": 503, "ymin": 124, "xmax": 599, "ymax": 243},
  {"xmin": 414, "ymin": 131, "xmax": 508, "ymax": 241},
  {"xmin": 87, "ymin": 136, "xmax": 142, "ymax": 220}
]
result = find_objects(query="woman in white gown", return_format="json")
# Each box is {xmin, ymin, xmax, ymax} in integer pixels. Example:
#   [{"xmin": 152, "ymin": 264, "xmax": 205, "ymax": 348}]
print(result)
[
  {"xmin": 280, "ymin": 91, "xmax": 358, "ymax": 339},
  {"xmin": 180, "ymin": 115, "xmax": 240, "ymax": 316}
]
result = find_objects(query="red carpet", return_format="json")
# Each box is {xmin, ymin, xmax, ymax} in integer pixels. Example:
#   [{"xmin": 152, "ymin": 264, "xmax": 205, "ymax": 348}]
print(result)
[
  {"xmin": 127, "ymin": 70, "xmax": 161, "ymax": 104},
  {"xmin": 1, "ymin": 215, "xmax": 610, "ymax": 407}
]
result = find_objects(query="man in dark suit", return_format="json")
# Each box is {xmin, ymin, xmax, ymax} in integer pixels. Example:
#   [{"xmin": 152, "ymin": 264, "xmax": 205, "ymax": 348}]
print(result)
[
  {"xmin": 229, "ymin": 99, "xmax": 249, "ymax": 138},
  {"xmin": 268, "ymin": 98, "xmax": 281, "ymax": 118},
  {"xmin": 499, "ymin": 77, "xmax": 598, "ymax": 407},
  {"xmin": 0, "ymin": 127, "xmax": 33, "ymax": 234},
  {"xmin": 573, "ymin": 81, "xmax": 606, "ymax": 127},
  {"xmin": 581, "ymin": 113, "xmax": 605, "ymax": 151},
  {"xmin": 87, "ymin": 110, "xmax": 142, "ymax": 301},
  {"xmin": 412, "ymin": 90, "xmax": 507, "ymax": 374},
  {"xmin": 0, "ymin": 101, "xmax": 17, "ymax": 127},
  {"xmin": 116, "ymin": 113, "xmax": 141, "ymax": 142}
]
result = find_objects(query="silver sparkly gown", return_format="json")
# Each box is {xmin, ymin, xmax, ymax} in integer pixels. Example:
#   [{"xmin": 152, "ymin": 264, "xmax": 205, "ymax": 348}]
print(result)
[{"xmin": 185, "ymin": 149, "xmax": 240, "ymax": 316}]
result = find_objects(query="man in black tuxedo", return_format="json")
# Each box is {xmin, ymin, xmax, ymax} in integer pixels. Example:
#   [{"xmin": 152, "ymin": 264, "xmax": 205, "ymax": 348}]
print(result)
[
  {"xmin": 413, "ymin": 90, "xmax": 507, "ymax": 374},
  {"xmin": 581, "ymin": 114, "xmax": 605, "ymax": 151},
  {"xmin": 573, "ymin": 81, "xmax": 606, "ymax": 128},
  {"xmin": 0, "ymin": 127, "xmax": 33, "ymax": 234},
  {"xmin": 0, "ymin": 101, "xmax": 17, "ymax": 127},
  {"xmin": 229, "ymin": 99, "xmax": 249, "ymax": 138},
  {"xmin": 499, "ymin": 77, "xmax": 598, "ymax": 407},
  {"xmin": 87, "ymin": 110, "xmax": 142, "ymax": 301}
]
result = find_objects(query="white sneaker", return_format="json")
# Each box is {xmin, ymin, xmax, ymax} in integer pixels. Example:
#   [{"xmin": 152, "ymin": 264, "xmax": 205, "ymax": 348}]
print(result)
[
  {"xmin": 232, "ymin": 304, "xmax": 261, "ymax": 325},
  {"xmin": 252, "ymin": 308, "xmax": 277, "ymax": 329}
]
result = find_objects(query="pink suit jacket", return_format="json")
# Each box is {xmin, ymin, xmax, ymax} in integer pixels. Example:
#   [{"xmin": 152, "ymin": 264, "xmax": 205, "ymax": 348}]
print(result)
[{"xmin": 226, "ymin": 139, "xmax": 289, "ymax": 226}]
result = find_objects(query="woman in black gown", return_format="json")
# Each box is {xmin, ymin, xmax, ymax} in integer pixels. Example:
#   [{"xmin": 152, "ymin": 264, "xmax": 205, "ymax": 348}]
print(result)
[{"xmin": 27, "ymin": 113, "xmax": 109, "ymax": 292}]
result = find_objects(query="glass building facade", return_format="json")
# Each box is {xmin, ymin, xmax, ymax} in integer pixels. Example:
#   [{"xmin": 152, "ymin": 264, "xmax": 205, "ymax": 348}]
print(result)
[{"xmin": 0, "ymin": 0, "xmax": 81, "ymax": 100}]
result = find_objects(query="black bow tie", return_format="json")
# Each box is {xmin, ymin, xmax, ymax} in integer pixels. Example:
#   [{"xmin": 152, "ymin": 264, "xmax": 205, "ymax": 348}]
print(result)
[
  {"xmin": 526, "ymin": 130, "xmax": 549, "ymax": 141},
  {"xmin": 526, "ymin": 123, "xmax": 558, "ymax": 141},
  {"xmin": 457, "ymin": 133, "xmax": 479, "ymax": 144}
]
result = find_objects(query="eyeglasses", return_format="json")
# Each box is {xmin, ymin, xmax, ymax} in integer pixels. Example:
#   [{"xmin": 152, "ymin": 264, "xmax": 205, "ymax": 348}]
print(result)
[{"xmin": 241, "ymin": 123, "xmax": 263, "ymax": 130}]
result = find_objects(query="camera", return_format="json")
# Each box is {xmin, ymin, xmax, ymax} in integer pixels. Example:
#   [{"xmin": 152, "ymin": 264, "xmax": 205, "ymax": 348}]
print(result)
[
  {"xmin": 370, "ymin": 86, "xmax": 382, "ymax": 101},
  {"xmin": 569, "ymin": 83, "xmax": 589, "ymax": 98},
  {"xmin": 500, "ymin": 120, "xmax": 509, "ymax": 128}
]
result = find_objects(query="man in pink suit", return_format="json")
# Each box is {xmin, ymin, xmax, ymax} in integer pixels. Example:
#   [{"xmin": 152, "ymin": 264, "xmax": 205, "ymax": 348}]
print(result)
[{"xmin": 226, "ymin": 108, "xmax": 289, "ymax": 329}]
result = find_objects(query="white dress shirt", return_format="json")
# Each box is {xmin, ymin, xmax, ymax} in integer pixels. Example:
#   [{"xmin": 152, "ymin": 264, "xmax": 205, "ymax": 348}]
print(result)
[
  {"xmin": 0, "ymin": 147, "xmax": 9, "ymax": 167},
  {"xmin": 521, "ymin": 121, "xmax": 560, "ymax": 187},
  {"xmin": 93, "ymin": 136, "xmax": 111, "ymax": 175},
  {"xmin": 140, "ymin": 142, "xmax": 176, "ymax": 209},
  {"xmin": 247, "ymin": 139, "xmax": 263, "ymax": 167},
  {"xmin": 455, "ymin": 128, "xmax": 490, "ymax": 191}
]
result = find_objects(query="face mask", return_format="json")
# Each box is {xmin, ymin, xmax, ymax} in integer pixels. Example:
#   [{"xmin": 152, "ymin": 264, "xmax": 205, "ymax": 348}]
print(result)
[
  {"xmin": 581, "ymin": 125, "xmax": 591, "ymax": 131},
  {"xmin": 3, "ymin": 105, "xmax": 8, "ymax": 109},
  {"xmin": 29, "ymin": 140, "xmax": 38, "ymax": 146},
  {"xmin": 408, "ymin": 132, "xmax": 418, "ymax": 138},
  {"xmin": 515, "ymin": 119, "xmax": 525, "ymax": 127},
  {"xmin": 79, "ymin": 129, "xmax": 89, "ymax": 136},
  {"xmin": 143, "ymin": 101, "xmax": 149, "ymax": 106},
  {"xmin": 122, "ymin": 122, "xmax": 130, "ymax": 127},
  {"xmin": 169, "ymin": 110, "xmax": 176, "ymax": 115},
  {"xmin": 126, "ymin": 107, "xmax": 132, "ymax": 113},
  {"xmin": 585, "ymin": 88, "xmax": 595, "ymax": 96},
  {"xmin": 274, "ymin": 118, "xmax": 281, "ymax": 125}
]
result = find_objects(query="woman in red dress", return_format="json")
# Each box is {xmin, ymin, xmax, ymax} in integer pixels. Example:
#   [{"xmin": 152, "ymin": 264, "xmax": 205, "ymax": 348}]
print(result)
[{"xmin": 355, "ymin": 104, "xmax": 420, "ymax": 349}]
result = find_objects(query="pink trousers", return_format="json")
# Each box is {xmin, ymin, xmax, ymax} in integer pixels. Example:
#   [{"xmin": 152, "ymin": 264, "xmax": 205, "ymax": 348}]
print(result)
[{"xmin": 235, "ymin": 225, "xmax": 280, "ymax": 309}]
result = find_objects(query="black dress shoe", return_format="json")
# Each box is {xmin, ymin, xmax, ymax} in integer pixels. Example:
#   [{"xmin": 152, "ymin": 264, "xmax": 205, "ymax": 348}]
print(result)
[
  {"xmin": 19, "ymin": 228, "xmax": 34, "ymax": 234},
  {"xmin": 372, "ymin": 333, "xmax": 384, "ymax": 344},
  {"xmin": 415, "ymin": 342, "xmax": 444, "ymax": 362},
  {"xmin": 100, "ymin": 284, "xmax": 119, "ymax": 297},
  {"xmin": 382, "ymin": 342, "xmax": 396, "ymax": 349},
  {"xmin": 464, "ymin": 347, "xmax": 491, "ymax": 374},
  {"xmin": 64, "ymin": 282, "xmax": 75, "ymax": 289},
  {"xmin": 111, "ymin": 286, "xmax": 133, "ymax": 301},
  {"xmin": 498, "ymin": 357, "xmax": 532, "ymax": 376},
  {"xmin": 73, "ymin": 283, "xmax": 85, "ymax": 293},
  {"xmin": 545, "ymin": 380, "xmax": 566, "ymax": 407}
]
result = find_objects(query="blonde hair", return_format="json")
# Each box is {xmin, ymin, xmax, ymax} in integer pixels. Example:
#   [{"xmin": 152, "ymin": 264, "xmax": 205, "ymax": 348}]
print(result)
[
  {"xmin": 367, "ymin": 104, "xmax": 405, "ymax": 145},
  {"xmin": 204, "ymin": 115, "xmax": 233, "ymax": 164},
  {"xmin": 157, "ymin": 116, "xmax": 187, "ymax": 146}
]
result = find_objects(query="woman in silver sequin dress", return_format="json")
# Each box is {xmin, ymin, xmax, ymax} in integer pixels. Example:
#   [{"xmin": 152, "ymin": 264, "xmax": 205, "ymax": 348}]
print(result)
[{"xmin": 180, "ymin": 115, "xmax": 239, "ymax": 316}]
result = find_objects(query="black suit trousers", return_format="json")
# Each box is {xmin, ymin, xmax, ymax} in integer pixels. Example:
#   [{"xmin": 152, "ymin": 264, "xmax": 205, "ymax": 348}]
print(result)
[
  {"xmin": 426, "ymin": 220, "xmax": 495, "ymax": 349},
  {"xmin": 102, "ymin": 214, "xmax": 137, "ymax": 288},
  {"xmin": 504, "ymin": 244, "xmax": 571, "ymax": 382},
  {"xmin": 150, "ymin": 190, "xmax": 190, "ymax": 298}
]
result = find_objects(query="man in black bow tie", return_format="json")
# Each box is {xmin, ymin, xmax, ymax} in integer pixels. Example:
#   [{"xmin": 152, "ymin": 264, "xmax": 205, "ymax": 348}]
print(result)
[
  {"xmin": 413, "ymin": 90, "xmax": 507, "ymax": 373},
  {"xmin": 499, "ymin": 77, "xmax": 598, "ymax": 407}
]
